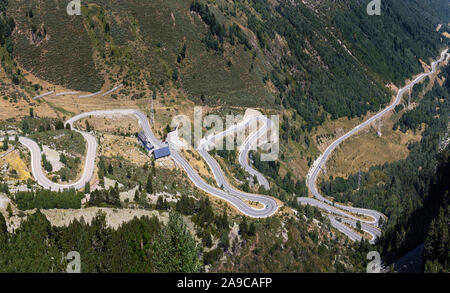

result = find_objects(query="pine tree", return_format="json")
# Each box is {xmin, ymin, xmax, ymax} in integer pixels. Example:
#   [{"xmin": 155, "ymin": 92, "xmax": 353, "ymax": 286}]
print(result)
[
  {"xmin": 156, "ymin": 196, "xmax": 166, "ymax": 210},
  {"xmin": 219, "ymin": 230, "xmax": 229, "ymax": 250},
  {"xmin": 108, "ymin": 163, "xmax": 113, "ymax": 175},
  {"xmin": 151, "ymin": 160, "xmax": 156, "ymax": 177},
  {"xmin": 146, "ymin": 174, "xmax": 153, "ymax": 194},
  {"xmin": 248, "ymin": 222, "xmax": 256, "ymax": 236},
  {"xmin": 216, "ymin": 208, "xmax": 229, "ymax": 231},
  {"xmin": 134, "ymin": 190, "xmax": 140, "ymax": 202},
  {"xmin": 6, "ymin": 202, "xmax": 13, "ymax": 217},
  {"xmin": 239, "ymin": 216, "xmax": 248, "ymax": 235},
  {"xmin": 84, "ymin": 182, "xmax": 90, "ymax": 194},
  {"xmin": 2, "ymin": 136, "xmax": 8, "ymax": 151},
  {"xmin": 152, "ymin": 212, "xmax": 201, "ymax": 273},
  {"xmin": 203, "ymin": 231, "xmax": 213, "ymax": 248},
  {"xmin": 0, "ymin": 212, "xmax": 7, "ymax": 249},
  {"xmin": 143, "ymin": 162, "xmax": 148, "ymax": 172},
  {"xmin": 356, "ymin": 220, "xmax": 362, "ymax": 231}
]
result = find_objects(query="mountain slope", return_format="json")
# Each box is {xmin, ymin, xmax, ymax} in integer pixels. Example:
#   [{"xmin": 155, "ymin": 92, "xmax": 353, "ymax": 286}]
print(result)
[{"xmin": 4, "ymin": 0, "xmax": 449, "ymax": 125}]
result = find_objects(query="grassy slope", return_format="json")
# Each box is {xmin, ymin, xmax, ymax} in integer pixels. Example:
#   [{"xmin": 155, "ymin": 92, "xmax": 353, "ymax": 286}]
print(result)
[
  {"xmin": 7, "ymin": 0, "xmax": 274, "ymax": 106},
  {"xmin": 8, "ymin": 0, "xmax": 103, "ymax": 92},
  {"xmin": 3, "ymin": 0, "xmax": 449, "ymax": 192}
]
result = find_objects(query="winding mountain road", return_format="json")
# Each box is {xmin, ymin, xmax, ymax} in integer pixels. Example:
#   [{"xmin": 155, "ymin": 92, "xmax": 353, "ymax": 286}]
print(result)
[
  {"xmin": 237, "ymin": 116, "xmax": 271, "ymax": 190},
  {"xmin": 197, "ymin": 114, "xmax": 278, "ymax": 216},
  {"xmin": 3, "ymin": 49, "xmax": 447, "ymax": 243},
  {"xmin": 13, "ymin": 109, "xmax": 278, "ymax": 217},
  {"xmin": 300, "ymin": 49, "xmax": 449, "ymax": 243}
]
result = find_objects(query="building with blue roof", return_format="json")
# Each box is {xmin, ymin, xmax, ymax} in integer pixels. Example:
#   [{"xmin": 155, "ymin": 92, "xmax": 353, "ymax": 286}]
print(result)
[
  {"xmin": 138, "ymin": 131, "xmax": 153, "ymax": 151},
  {"xmin": 153, "ymin": 146, "xmax": 171, "ymax": 159}
]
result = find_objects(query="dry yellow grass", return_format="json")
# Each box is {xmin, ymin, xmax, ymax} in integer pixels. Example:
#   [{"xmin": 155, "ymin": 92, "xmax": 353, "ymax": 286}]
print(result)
[
  {"xmin": 1, "ymin": 149, "xmax": 31, "ymax": 181},
  {"xmin": 180, "ymin": 149, "xmax": 215, "ymax": 180},
  {"xmin": 76, "ymin": 115, "xmax": 141, "ymax": 134},
  {"xmin": 323, "ymin": 116, "xmax": 422, "ymax": 179},
  {"xmin": 0, "ymin": 61, "xmax": 187, "ymax": 124},
  {"xmin": 244, "ymin": 199, "xmax": 264, "ymax": 209},
  {"xmin": 279, "ymin": 141, "xmax": 310, "ymax": 180},
  {"xmin": 318, "ymin": 65, "xmax": 444, "ymax": 180},
  {"xmin": 0, "ymin": 92, "xmax": 58, "ymax": 120},
  {"xmin": 341, "ymin": 221, "xmax": 373, "ymax": 241},
  {"xmin": 313, "ymin": 116, "xmax": 362, "ymax": 153},
  {"xmin": 100, "ymin": 134, "xmax": 150, "ymax": 166}
]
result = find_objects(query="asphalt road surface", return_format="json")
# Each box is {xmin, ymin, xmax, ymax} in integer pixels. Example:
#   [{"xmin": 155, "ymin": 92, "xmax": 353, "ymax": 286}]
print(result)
[
  {"xmin": 302, "ymin": 49, "xmax": 449, "ymax": 243},
  {"xmin": 4, "ymin": 49, "xmax": 446, "ymax": 241},
  {"xmin": 14, "ymin": 109, "xmax": 278, "ymax": 217}
]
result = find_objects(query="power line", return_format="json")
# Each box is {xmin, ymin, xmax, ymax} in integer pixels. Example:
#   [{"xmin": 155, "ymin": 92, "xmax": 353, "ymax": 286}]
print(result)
[
  {"xmin": 357, "ymin": 169, "xmax": 361, "ymax": 191},
  {"xmin": 150, "ymin": 92, "xmax": 155, "ymax": 125}
]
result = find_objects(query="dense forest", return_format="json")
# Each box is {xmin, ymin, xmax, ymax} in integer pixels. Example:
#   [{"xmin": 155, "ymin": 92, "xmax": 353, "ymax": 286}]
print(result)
[
  {"xmin": 1, "ymin": 0, "xmax": 449, "ymax": 273},
  {"xmin": 0, "ymin": 211, "xmax": 202, "ymax": 273},
  {"xmin": 320, "ymin": 64, "xmax": 450, "ymax": 271},
  {"xmin": 6, "ymin": 0, "xmax": 448, "ymax": 129},
  {"xmin": 332, "ymin": 0, "xmax": 445, "ymax": 84},
  {"xmin": 14, "ymin": 189, "xmax": 84, "ymax": 210},
  {"xmin": 237, "ymin": 0, "xmax": 447, "ymax": 130},
  {"xmin": 0, "ymin": 188, "xmax": 373, "ymax": 272},
  {"xmin": 422, "ymin": 151, "xmax": 449, "ymax": 272},
  {"xmin": 0, "ymin": 0, "xmax": 14, "ymax": 54},
  {"xmin": 0, "ymin": 0, "xmax": 21, "ymax": 86}
]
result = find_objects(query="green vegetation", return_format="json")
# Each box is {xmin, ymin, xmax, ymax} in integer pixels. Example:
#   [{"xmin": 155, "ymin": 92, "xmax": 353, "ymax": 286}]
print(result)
[
  {"xmin": 24, "ymin": 122, "xmax": 86, "ymax": 182},
  {"xmin": 0, "ymin": 210, "xmax": 201, "ymax": 272},
  {"xmin": 88, "ymin": 183, "xmax": 120, "ymax": 208},
  {"xmin": 57, "ymin": 153, "xmax": 82, "ymax": 182},
  {"xmin": 0, "ymin": 0, "xmax": 18, "ymax": 82},
  {"xmin": 211, "ymin": 214, "xmax": 372, "ymax": 273},
  {"xmin": 41, "ymin": 154, "xmax": 52, "ymax": 172},
  {"xmin": 14, "ymin": 189, "xmax": 83, "ymax": 210},
  {"xmin": 152, "ymin": 212, "xmax": 202, "ymax": 273},
  {"xmin": 6, "ymin": 0, "xmax": 447, "ymax": 128},
  {"xmin": 176, "ymin": 195, "xmax": 230, "ymax": 257},
  {"xmin": 251, "ymin": 151, "xmax": 308, "ymax": 206},
  {"xmin": 8, "ymin": 0, "xmax": 103, "ymax": 92},
  {"xmin": 1, "ymin": 0, "xmax": 448, "ymax": 274},
  {"xmin": 1, "ymin": 136, "xmax": 8, "ymax": 151},
  {"xmin": 97, "ymin": 155, "xmax": 199, "ymax": 198},
  {"xmin": 319, "ymin": 64, "xmax": 450, "ymax": 270},
  {"xmin": 394, "ymin": 79, "xmax": 447, "ymax": 133}
]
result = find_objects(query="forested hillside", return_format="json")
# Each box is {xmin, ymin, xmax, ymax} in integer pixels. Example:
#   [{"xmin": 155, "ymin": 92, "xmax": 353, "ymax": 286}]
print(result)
[
  {"xmin": 0, "ymin": 0, "xmax": 17, "ymax": 82},
  {"xmin": 0, "ymin": 0, "xmax": 449, "ymax": 274},
  {"xmin": 4, "ymin": 0, "xmax": 449, "ymax": 127},
  {"xmin": 423, "ymin": 150, "xmax": 449, "ymax": 272},
  {"xmin": 320, "ymin": 63, "xmax": 450, "ymax": 272},
  {"xmin": 0, "ymin": 211, "xmax": 202, "ymax": 272},
  {"xmin": 0, "ymin": 197, "xmax": 372, "ymax": 273}
]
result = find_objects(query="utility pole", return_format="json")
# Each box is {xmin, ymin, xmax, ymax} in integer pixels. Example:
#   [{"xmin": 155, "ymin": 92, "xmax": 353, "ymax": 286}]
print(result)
[
  {"xmin": 320, "ymin": 165, "xmax": 326, "ymax": 175},
  {"xmin": 150, "ymin": 90, "xmax": 155, "ymax": 125},
  {"xmin": 377, "ymin": 120, "xmax": 382, "ymax": 137},
  {"xmin": 408, "ymin": 88, "xmax": 412, "ymax": 109},
  {"xmin": 357, "ymin": 169, "xmax": 361, "ymax": 191}
]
